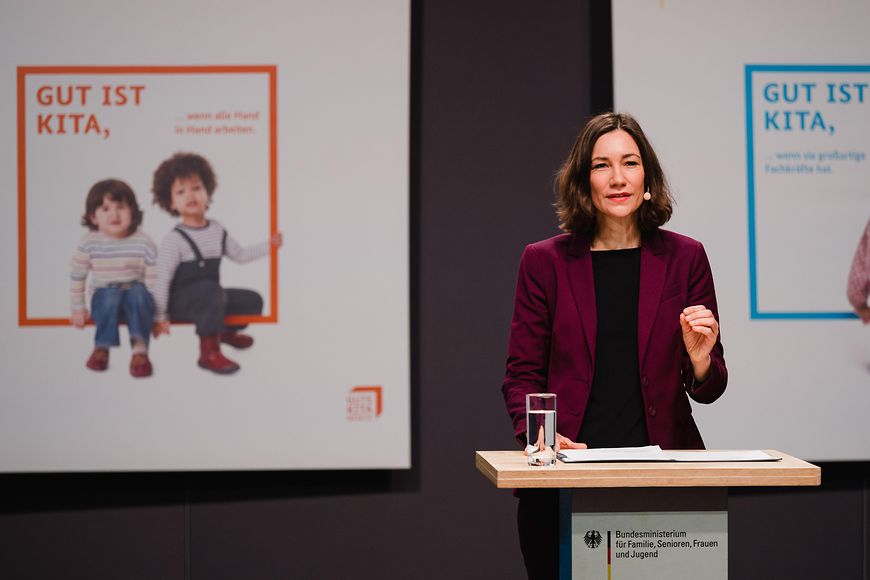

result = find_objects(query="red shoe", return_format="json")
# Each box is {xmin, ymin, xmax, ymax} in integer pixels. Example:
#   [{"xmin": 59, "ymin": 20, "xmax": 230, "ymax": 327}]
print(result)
[
  {"xmin": 130, "ymin": 353, "xmax": 153, "ymax": 378},
  {"xmin": 86, "ymin": 348, "xmax": 109, "ymax": 371},
  {"xmin": 220, "ymin": 331, "xmax": 254, "ymax": 349},
  {"xmin": 198, "ymin": 335, "xmax": 240, "ymax": 374}
]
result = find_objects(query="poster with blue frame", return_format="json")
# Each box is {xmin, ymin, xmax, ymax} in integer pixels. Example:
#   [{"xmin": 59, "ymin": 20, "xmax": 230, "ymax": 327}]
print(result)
[{"xmin": 745, "ymin": 64, "xmax": 869, "ymax": 319}]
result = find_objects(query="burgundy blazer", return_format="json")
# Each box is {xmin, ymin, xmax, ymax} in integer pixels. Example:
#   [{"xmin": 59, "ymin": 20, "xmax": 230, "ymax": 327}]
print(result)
[{"xmin": 502, "ymin": 229, "xmax": 727, "ymax": 450}]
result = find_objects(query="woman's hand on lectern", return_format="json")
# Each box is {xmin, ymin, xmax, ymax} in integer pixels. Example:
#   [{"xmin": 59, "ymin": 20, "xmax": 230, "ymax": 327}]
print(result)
[
  {"xmin": 555, "ymin": 433, "xmax": 587, "ymax": 452},
  {"xmin": 522, "ymin": 433, "xmax": 586, "ymax": 454}
]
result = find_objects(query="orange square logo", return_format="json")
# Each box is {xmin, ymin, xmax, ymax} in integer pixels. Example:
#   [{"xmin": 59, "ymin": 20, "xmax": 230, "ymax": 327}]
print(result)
[{"xmin": 346, "ymin": 386, "xmax": 382, "ymax": 420}]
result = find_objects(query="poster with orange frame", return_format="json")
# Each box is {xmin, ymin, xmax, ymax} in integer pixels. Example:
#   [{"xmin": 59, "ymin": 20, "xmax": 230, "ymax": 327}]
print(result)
[{"xmin": 18, "ymin": 66, "xmax": 278, "ymax": 328}]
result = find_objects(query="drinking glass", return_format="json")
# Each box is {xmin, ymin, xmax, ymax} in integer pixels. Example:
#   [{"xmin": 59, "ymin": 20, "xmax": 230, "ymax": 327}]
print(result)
[{"xmin": 526, "ymin": 393, "xmax": 556, "ymax": 466}]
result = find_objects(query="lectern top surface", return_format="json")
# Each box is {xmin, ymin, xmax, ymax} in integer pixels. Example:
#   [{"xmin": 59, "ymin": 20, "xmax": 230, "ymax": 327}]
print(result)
[{"xmin": 475, "ymin": 450, "xmax": 820, "ymax": 489}]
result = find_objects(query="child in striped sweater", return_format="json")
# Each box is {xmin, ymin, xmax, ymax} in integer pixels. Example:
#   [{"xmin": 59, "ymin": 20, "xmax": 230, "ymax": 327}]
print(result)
[{"xmin": 70, "ymin": 179, "xmax": 158, "ymax": 377}]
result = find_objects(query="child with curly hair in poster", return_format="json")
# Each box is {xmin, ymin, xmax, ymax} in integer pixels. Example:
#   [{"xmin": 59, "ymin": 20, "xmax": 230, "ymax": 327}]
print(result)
[
  {"xmin": 151, "ymin": 152, "xmax": 281, "ymax": 374},
  {"xmin": 70, "ymin": 179, "xmax": 157, "ymax": 377}
]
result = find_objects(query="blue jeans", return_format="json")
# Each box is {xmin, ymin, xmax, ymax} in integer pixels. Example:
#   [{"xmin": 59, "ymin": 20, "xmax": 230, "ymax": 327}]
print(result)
[{"xmin": 91, "ymin": 283, "xmax": 155, "ymax": 348}]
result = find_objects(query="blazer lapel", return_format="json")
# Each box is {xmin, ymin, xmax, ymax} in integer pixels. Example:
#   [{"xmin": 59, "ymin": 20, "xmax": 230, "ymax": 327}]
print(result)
[
  {"xmin": 566, "ymin": 233, "xmax": 597, "ymax": 364},
  {"xmin": 638, "ymin": 229, "xmax": 666, "ymax": 369}
]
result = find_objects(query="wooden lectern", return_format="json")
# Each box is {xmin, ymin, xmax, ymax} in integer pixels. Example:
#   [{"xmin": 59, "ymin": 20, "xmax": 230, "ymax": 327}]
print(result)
[{"xmin": 476, "ymin": 450, "xmax": 820, "ymax": 579}]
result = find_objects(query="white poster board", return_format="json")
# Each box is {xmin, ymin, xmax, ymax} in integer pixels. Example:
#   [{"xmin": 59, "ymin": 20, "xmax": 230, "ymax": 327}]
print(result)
[
  {"xmin": 0, "ymin": 0, "xmax": 410, "ymax": 472},
  {"xmin": 613, "ymin": 0, "xmax": 870, "ymax": 460}
]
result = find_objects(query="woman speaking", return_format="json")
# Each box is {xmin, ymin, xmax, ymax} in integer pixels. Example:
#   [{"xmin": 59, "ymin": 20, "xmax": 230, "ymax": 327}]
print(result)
[{"xmin": 502, "ymin": 112, "xmax": 727, "ymax": 579}]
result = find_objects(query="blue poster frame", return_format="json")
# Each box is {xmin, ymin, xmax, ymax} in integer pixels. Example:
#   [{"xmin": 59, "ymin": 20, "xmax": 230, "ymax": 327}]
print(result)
[{"xmin": 744, "ymin": 63, "xmax": 868, "ymax": 320}]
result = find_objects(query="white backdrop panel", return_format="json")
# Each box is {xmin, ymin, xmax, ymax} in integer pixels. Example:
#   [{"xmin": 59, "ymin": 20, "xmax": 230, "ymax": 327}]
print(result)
[
  {"xmin": 613, "ymin": 0, "xmax": 870, "ymax": 461},
  {"xmin": 0, "ymin": 0, "xmax": 410, "ymax": 472}
]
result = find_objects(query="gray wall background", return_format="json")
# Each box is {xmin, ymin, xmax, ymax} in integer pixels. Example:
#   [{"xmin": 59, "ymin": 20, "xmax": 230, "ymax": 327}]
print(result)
[{"xmin": 1, "ymin": 2, "xmax": 868, "ymax": 578}]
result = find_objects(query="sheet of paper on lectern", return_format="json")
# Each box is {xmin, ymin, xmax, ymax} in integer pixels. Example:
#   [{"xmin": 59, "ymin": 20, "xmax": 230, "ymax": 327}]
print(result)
[{"xmin": 558, "ymin": 446, "xmax": 781, "ymax": 463}]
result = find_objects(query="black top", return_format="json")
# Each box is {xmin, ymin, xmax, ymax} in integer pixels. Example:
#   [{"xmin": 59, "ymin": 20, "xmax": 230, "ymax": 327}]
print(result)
[{"xmin": 577, "ymin": 248, "xmax": 649, "ymax": 448}]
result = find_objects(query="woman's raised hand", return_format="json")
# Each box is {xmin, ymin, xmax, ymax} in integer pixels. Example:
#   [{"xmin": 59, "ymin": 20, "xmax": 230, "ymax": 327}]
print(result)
[{"xmin": 680, "ymin": 305, "xmax": 718, "ymax": 381}]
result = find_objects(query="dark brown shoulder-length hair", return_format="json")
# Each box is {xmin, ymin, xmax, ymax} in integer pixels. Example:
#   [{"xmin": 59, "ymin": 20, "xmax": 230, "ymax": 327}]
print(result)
[
  {"xmin": 81, "ymin": 179, "xmax": 143, "ymax": 235},
  {"xmin": 152, "ymin": 152, "xmax": 217, "ymax": 216},
  {"xmin": 555, "ymin": 112, "xmax": 673, "ymax": 234}
]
